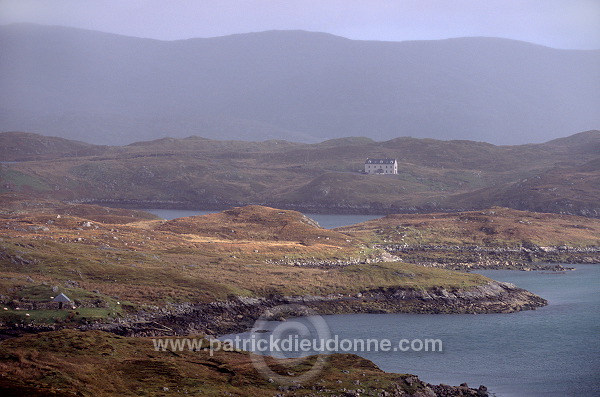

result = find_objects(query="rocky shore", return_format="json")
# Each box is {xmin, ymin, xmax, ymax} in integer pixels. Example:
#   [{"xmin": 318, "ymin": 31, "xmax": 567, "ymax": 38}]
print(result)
[
  {"xmin": 39, "ymin": 280, "xmax": 543, "ymax": 338},
  {"xmin": 1, "ymin": 280, "xmax": 546, "ymax": 338},
  {"xmin": 280, "ymin": 375, "xmax": 491, "ymax": 397}
]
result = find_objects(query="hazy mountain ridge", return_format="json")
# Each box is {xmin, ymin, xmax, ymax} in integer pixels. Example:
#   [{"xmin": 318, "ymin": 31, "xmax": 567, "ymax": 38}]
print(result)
[
  {"xmin": 1, "ymin": 130, "xmax": 598, "ymax": 217},
  {"xmin": 1, "ymin": 24, "xmax": 599, "ymax": 145},
  {"xmin": 0, "ymin": 131, "xmax": 106, "ymax": 161}
]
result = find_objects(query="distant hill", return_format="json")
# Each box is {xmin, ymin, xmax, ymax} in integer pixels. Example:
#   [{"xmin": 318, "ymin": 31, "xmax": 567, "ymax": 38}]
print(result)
[
  {"xmin": 0, "ymin": 131, "xmax": 106, "ymax": 161},
  {"xmin": 444, "ymin": 157, "xmax": 600, "ymax": 217},
  {"xmin": 1, "ymin": 130, "xmax": 598, "ymax": 217},
  {"xmin": 1, "ymin": 24, "xmax": 599, "ymax": 145}
]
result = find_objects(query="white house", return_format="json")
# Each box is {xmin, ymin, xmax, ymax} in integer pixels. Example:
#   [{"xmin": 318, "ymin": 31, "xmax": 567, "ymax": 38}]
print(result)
[{"xmin": 365, "ymin": 158, "xmax": 398, "ymax": 174}]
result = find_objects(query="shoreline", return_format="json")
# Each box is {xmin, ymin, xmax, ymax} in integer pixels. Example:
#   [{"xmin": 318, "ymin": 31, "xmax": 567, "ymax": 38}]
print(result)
[
  {"xmin": 68, "ymin": 199, "xmax": 495, "ymax": 216},
  {"xmin": 72, "ymin": 198, "xmax": 600, "ymax": 218},
  {"xmin": 19, "ymin": 279, "xmax": 544, "ymax": 338},
  {"xmin": 0, "ymin": 280, "xmax": 547, "ymax": 338}
]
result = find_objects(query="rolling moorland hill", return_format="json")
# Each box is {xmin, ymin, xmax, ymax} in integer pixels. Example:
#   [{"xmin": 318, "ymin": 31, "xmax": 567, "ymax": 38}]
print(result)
[
  {"xmin": 1, "ymin": 24, "xmax": 599, "ymax": 145},
  {"xmin": 0, "ymin": 131, "xmax": 107, "ymax": 161},
  {"xmin": 443, "ymin": 157, "xmax": 600, "ymax": 217},
  {"xmin": 155, "ymin": 205, "xmax": 354, "ymax": 247},
  {"xmin": 3, "ymin": 196, "xmax": 539, "ymax": 315},
  {"xmin": 1, "ymin": 130, "xmax": 599, "ymax": 217},
  {"xmin": 0, "ymin": 193, "xmax": 159, "ymax": 224}
]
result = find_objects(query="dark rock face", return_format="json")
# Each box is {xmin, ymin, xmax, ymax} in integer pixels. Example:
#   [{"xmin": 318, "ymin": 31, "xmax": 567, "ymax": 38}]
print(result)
[{"xmin": 429, "ymin": 382, "xmax": 490, "ymax": 396}]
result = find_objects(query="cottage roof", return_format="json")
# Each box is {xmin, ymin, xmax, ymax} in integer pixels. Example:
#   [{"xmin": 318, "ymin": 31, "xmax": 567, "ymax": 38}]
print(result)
[
  {"xmin": 365, "ymin": 158, "xmax": 397, "ymax": 164},
  {"xmin": 52, "ymin": 293, "xmax": 71, "ymax": 303}
]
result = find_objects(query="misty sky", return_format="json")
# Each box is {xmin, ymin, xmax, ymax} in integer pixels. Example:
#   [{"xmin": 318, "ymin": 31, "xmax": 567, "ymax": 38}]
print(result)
[{"xmin": 1, "ymin": 0, "xmax": 599, "ymax": 49}]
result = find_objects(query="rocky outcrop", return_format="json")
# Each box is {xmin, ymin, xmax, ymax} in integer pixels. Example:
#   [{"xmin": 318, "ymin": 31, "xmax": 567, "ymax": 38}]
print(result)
[
  {"xmin": 310, "ymin": 375, "xmax": 490, "ymax": 397},
  {"xmin": 380, "ymin": 244, "xmax": 600, "ymax": 270},
  {"xmin": 429, "ymin": 382, "xmax": 489, "ymax": 397},
  {"xmin": 265, "ymin": 254, "xmax": 393, "ymax": 268}
]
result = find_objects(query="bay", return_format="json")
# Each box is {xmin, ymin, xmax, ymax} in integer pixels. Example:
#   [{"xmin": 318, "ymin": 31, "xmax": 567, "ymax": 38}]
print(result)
[{"xmin": 225, "ymin": 266, "xmax": 600, "ymax": 396}]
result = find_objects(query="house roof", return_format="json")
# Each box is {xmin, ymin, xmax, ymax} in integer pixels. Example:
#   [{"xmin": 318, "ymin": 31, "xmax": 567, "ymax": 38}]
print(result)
[
  {"xmin": 365, "ymin": 158, "xmax": 397, "ymax": 164},
  {"xmin": 52, "ymin": 293, "xmax": 71, "ymax": 303}
]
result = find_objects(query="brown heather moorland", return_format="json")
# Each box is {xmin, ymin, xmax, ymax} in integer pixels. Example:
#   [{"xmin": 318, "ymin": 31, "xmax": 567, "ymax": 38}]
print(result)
[
  {"xmin": 0, "ymin": 196, "xmax": 491, "ymax": 311},
  {"xmin": 1, "ymin": 130, "xmax": 599, "ymax": 217},
  {"xmin": 0, "ymin": 329, "xmax": 491, "ymax": 397}
]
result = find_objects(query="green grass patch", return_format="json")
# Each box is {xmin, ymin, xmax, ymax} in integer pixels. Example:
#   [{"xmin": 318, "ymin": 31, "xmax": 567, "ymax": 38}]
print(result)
[
  {"xmin": 340, "ymin": 262, "xmax": 488, "ymax": 291},
  {"xmin": 0, "ymin": 307, "xmax": 123, "ymax": 324},
  {"xmin": 0, "ymin": 168, "xmax": 52, "ymax": 193}
]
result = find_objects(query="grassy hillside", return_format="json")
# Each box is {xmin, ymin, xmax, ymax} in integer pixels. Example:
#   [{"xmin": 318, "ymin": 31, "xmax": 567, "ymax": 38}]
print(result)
[
  {"xmin": 1, "ymin": 130, "xmax": 599, "ymax": 217},
  {"xmin": 155, "ymin": 205, "xmax": 352, "ymax": 246},
  {"xmin": 1, "ymin": 196, "xmax": 587, "ymax": 397}
]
